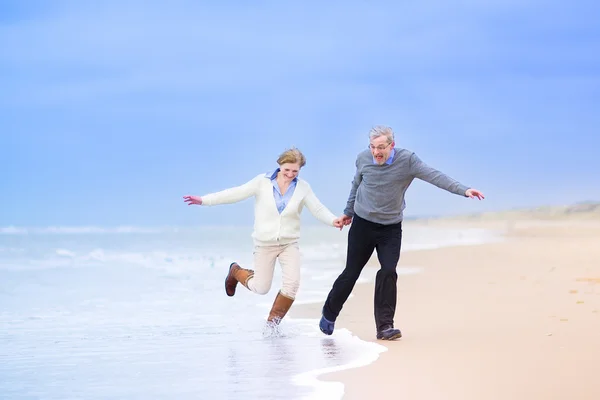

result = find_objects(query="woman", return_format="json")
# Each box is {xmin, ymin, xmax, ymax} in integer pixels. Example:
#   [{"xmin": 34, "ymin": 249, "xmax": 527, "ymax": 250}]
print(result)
[{"xmin": 183, "ymin": 148, "xmax": 343, "ymax": 326}]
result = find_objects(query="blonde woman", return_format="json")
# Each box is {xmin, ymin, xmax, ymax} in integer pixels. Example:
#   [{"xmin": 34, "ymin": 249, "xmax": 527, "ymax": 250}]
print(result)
[{"xmin": 184, "ymin": 148, "xmax": 343, "ymax": 326}]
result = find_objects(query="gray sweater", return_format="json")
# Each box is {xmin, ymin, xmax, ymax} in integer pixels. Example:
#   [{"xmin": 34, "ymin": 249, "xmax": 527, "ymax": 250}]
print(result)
[{"xmin": 344, "ymin": 149, "xmax": 470, "ymax": 224}]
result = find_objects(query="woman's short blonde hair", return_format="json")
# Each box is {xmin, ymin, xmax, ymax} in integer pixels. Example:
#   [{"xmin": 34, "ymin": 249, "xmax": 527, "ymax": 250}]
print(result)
[{"xmin": 277, "ymin": 147, "xmax": 306, "ymax": 167}]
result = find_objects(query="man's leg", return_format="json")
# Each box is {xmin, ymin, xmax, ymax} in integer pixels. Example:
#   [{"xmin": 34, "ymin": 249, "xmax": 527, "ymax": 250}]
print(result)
[
  {"xmin": 322, "ymin": 215, "xmax": 376, "ymax": 324},
  {"xmin": 373, "ymin": 221, "xmax": 402, "ymax": 334}
]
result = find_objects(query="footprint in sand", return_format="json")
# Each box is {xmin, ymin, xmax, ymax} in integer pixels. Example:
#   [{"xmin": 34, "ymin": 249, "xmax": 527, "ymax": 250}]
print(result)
[
  {"xmin": 576, "ymin": 278, "xmax": 600, "ymax": 284},
  {"xmin": 549, "ymin": 315, "xmax": 567, "ymax": 321}
]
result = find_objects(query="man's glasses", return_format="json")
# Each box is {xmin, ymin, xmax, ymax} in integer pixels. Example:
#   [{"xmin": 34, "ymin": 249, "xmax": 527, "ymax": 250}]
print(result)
[{"xmin": 368, "ymin": 143, "xmax": 391, "ymax": 151}]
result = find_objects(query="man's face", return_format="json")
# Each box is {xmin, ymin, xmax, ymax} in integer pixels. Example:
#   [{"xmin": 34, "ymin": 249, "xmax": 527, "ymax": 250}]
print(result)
[{"xmin": 369, "ymin": 136, "xmax": 394, "ymax": 165}]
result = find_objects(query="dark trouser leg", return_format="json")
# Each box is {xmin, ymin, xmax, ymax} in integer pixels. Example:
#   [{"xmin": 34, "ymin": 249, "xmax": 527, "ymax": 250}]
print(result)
[
  {"xmin": 322, "ymin": 215, "xmax": 375, "ymax": 322},
  {"xmin": 373, "ymin": 221, "xmax": 402, "ymax": 332}
]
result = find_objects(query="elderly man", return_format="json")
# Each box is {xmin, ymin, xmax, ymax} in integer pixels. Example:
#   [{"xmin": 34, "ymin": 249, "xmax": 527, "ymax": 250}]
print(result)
[{"xmin": 320, "ymin": 126, "xmax": 485, "ymax": 340}]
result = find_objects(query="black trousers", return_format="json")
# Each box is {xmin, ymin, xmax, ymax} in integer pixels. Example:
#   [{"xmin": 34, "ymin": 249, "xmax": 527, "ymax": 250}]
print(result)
[{"xmin": 322, "ymin": 214, "xmax": 402, "ymax": 332}]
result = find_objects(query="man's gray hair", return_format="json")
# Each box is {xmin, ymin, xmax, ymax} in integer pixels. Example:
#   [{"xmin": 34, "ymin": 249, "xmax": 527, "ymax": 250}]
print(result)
[{"xmin": 369, "ymin": 126, "xmax": 394, "ymax": 143}]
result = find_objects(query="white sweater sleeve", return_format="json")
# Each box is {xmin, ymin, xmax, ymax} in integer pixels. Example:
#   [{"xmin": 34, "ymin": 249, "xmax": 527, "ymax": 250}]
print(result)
[
  {"xmin": 201, "ymin": 174, "xmax": 262, "ymax": 206},
  {"xmin": 303, "ymin": 186, "xmax": 336, "ymax": 226}
]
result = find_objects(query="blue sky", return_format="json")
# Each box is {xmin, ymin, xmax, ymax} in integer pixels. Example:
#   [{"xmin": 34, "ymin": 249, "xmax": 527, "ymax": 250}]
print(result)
[{"xmin": 1, "ymin": 0, "xmax": 599, "ymax": 227}]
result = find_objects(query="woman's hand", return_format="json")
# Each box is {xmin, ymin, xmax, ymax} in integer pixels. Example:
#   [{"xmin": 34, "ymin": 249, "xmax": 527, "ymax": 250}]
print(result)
[{"xmin": 183, "ymin": 195, "xmax": 203, "ymax": 206}]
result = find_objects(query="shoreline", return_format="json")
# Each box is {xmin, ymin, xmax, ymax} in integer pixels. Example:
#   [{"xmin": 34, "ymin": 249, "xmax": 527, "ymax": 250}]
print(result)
[
  {"xmin": 289, "ymin": 221, "xmax": 506, "ymax": 399},
  {"xmin": 291, "ymin": 217, "xmax": 600, "ymax": 399}
]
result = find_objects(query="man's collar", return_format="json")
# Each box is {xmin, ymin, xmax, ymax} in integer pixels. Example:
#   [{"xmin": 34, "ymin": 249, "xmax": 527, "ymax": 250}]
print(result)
[{"xmin": 373, "ymin": 148, "xmax": 396, "ymax": 165}]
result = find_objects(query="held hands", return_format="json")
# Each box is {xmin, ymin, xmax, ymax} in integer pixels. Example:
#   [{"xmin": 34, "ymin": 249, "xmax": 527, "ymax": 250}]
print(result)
[
  {"xmin": 183, "ymin": 195, "xmax": 203, "ymax": 206},
  {"xmin": 465, "ymin": 188, "xmax": 485, "ymax": 200},
  {"xmin": 333, "ymin": 214, "xmax": 353, "ymax": 230}
]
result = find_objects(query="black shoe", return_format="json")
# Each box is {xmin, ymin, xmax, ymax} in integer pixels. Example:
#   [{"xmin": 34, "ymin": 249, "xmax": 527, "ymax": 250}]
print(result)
[
  {"xmin": 319, "ymin": 315, "xmax": 335, "ymax": 335},
  {"xmin": 376, "ymin": 327, "xmax": 402, "ymax": 340}
]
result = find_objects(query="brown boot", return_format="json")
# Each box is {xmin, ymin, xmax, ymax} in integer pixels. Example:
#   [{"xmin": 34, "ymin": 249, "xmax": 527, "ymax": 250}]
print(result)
[
  {"xmin": 267, "ymin": 291, "xmax": 295, "ymax": 325},
  {"xmin": 224, "ymin": 262, "xmax": 254, "ymax": 297}
]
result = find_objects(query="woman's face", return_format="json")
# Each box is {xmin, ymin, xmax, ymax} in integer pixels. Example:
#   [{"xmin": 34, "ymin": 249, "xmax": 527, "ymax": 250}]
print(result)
[{"xmin": 278, "ymin": 162, "xmax": 301, "ymax": 182}]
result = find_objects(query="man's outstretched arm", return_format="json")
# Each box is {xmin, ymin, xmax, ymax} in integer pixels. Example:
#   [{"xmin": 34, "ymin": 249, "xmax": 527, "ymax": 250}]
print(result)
[{"xmin": 409, "ymin": 153, "xmax": 484, "ymax": 199}]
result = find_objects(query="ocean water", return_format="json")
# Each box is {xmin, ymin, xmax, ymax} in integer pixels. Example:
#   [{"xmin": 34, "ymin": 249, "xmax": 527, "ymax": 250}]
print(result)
[{"xmin": 0, "ymin": 224, "xmax": 501, "ymax": 399}]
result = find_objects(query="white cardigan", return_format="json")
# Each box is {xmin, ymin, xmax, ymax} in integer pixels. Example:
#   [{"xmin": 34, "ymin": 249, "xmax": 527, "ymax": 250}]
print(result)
[{"xmin": 202, "ymin": 173, "xmax": 337, "ymax": 246}]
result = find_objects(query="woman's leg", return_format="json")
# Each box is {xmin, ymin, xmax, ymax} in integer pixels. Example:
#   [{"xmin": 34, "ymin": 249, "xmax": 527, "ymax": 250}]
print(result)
[
  {"xmin": 266, "ymin": 242, "xmax": 300, "ymax": 324},
  {"xmin": 245, "ymin": 245, "xmax": 278, "ymax": 295},
  {"xmin": 277, "ymin": 242, "xmax": 301, "ymax": 299}
]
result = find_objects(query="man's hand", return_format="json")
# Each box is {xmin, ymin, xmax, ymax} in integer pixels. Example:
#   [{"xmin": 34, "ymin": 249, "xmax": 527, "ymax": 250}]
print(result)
[
  {"xmin": 333, "ymin": 216, "xmax": 350, "ymax": 230},
  {"xmin": 335, "ymin": 214, "xmax": 352, "ymax": 227},
  {"xmin": 465, "ymin": 188, "xmax": 485, "ymax": 200},
  {"xmin": 183, "ymin": 195, "xmax": 203, "ymax": 205}
]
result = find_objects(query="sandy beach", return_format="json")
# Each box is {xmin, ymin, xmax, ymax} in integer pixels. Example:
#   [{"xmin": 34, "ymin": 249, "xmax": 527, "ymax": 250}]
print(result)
[{"xmin": 292, "ymin": 209, "xmax": 600, "ymax": 399}]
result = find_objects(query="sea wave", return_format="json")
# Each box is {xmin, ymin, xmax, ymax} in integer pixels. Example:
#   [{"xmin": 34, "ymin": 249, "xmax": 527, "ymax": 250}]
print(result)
[{"xmin": 0, "ymin": 226, "xmax": 164, "ymax": 235}]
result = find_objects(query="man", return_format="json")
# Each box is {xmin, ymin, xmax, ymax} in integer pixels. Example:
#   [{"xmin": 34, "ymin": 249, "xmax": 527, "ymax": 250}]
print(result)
[{"xmin": 320, "ymin": 126, "xmax": 485, "ymax": 340}]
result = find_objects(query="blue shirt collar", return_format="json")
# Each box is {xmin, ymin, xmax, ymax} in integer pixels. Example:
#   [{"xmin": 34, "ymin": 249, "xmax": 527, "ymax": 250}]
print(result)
[
  {"xmin": 270, "ymin": 168, "xmax": 298, "ymax": 182},
  {"xmin": 373, "ymin": 148, "xmax": 396, "ymax": 165}
]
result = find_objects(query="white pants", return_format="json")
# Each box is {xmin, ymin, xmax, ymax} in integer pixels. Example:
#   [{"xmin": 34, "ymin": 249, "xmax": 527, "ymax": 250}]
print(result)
[{"xmin": 246, "ymin": 242, "xmax": 301, "ymax": 299}]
